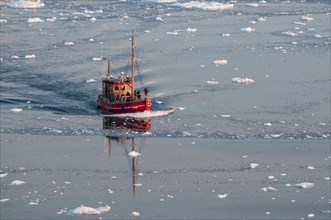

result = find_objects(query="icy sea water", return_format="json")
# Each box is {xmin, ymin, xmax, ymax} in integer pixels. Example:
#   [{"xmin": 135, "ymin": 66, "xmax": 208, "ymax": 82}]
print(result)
[{"xmin": 0, "ymin": 0, "xmax": 330, "ymax": 219}]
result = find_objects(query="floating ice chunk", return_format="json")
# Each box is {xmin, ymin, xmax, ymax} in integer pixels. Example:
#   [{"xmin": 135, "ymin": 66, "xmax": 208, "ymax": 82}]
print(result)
[
  {"xmin": 213, "ymin": 59, "xmax": 228, "ymax": 65},
  {"xmin": 10, "ymin": 180, "xmax": 26, "ymax": 185},
  {"xmin": 221, "ymin": 114, "xmax": 231, "ymax": 118},
  {"xmin": 172, "ymin": 2, "xmax": 234, "ymax": 10},
  {"xmin": 0, "ymin": 19, "xmax": 8, "ymax": 23},
  {"xmin": 324, "ymin": 177, "xmax": 330, "ymax": 180},
  {"xmin": 186, "ymin": 28, "xmax": 197, "ymax": 33},
  {"xmin": 268, "ymin": 176, "xmax": 275, "ymax": 180},
  {"xmin": 294, "ymin": 182, "xmax": 314, "ymax": 189},
  {"xmin": 177, "ymin": 107, "xmax": 185, "ymax": 111},
  {"xmin": 156, "ymin": 16, "xmax": 164, "ymax": 21},
  {"xmin": 0, "ymin": 173, "xmax": 8, "ymax": 178},
  {"xmin": 262, "ymin": 187, "xmax": 278, "ymax": 192},
  {"xmin": 128, "ymin": 151, "xmax": 141, "ymax": 157},
  {"xmin": 282, "ymin": 31, "xmax": 297, "ymax": 37},
  {"xmin": 29, "ymin": 201, "xmax": 39, "ymax": 205},
  {"xmin": 86, "ymin": 79, "xmax": 96, "ymax": 83},
  {"xmin": 64, "ymin": 42, "xmax": 74, "ymax": 46},
  {"xmin": 90, "ymin": 17, "xmax": 96, "ymax": 22},
  {"xmin": 0, "ymin": 199, "xmax": 9, "ymax": 203},
  {"xmin": 70, "ymin": 205, "xmax": 111, "ymax": 215},
  {"xmin": 241, "ymin": 27, "xmax": 255, "ymax": 32},
  {"xmin": 10, "ymin": 108, "xmax": 23, "ymax": 113},
  {"xmin": 25, "ymin": 54, "xmax": 36, "ymax": 59},
  {"xmin": 307, "ymin": 166, "xmax": 314, "ymax": 170},
  {"xmin": 217, "ymin": 194, "xmax": 228, "ymax": 199},
  {"xmin": 315, "ymin": 34, "xmax": 322, "ymax": 38},
  {"xmin": 11, "ymin": 55, "xmax": 19, "ymax": 59},
  {"xmin": 92, "ymin": 57, "xmax": 103, "ymax": 61},
  {"xmin": 232, "ymin": 77, "xmax": 254, "ymax": 85},
  {"xmin": 46, "ymin": 17, "xmax": 57, "ymax": 22},
  {"xmin": 222, "ymin": 33, "xmax": 231, "ymax": 37},
  {"xmin": 246, "ymin": 3, "xmax": 259, "ymax": 7},
  {"xmin": 167, "ymin": 31, "xmax": 178, "ymax": 35},
  {"xmin": 264, "ymin": 122, "xmax": 272, "ymax": 126},
  {"xmin": 27, "ymin": 17, "xmax": 44, "ymax": 23},
  {"xmin": 206, "ymin": 80, "xmax": 219, "ymax": 85},
  {"xmin": 301, "ymin": 15, "xmax": 313, "ymax": 21},
  {"xmin": 131, "ymin": 211, "xmax": 140, "ymax": 217},
  {"xmin": 257, "ymin": 17, "xmax": 267, "ymax": 22},
  {"xmin": 307, "ymin": 214, "xmax": 315, "ymax": 218},
  {"xmin": 108, "ymin": 189, "xmax": 114, "ymax": 194},
  {"xmin": 7, "ymin": 0, "xmax": 45, "ymax": 8},
  {"xmin": 249, "ymin": 20, "xmax": 256, "ymax": 24},
  {"xmin": 249, "ymin": 163, "xmax": 259, "ymax": 169}
]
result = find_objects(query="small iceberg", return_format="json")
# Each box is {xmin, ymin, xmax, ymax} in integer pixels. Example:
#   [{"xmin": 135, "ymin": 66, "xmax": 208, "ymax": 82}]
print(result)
[
  {"xmin": 186, "ymin": 28, "xmax": 197, "ymax": 33},
  {"xmin": 206, "ymin": 80, "xmax": 219, "ymax": 85}
]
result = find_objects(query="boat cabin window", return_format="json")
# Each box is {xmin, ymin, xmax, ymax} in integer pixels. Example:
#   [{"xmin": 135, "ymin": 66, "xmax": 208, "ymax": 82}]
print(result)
[
  {"xmin": 121, "ymin": 86, "xmax": 125, "ymax": 90},
  {"xmin": 114, "ymin": 86, "xmax": 119, "ymax": 91}
]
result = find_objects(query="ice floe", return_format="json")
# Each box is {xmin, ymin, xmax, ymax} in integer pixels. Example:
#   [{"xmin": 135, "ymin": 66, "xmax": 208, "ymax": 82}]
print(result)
[
  {"xmin": 10, "ymin": 180, "xmax": 26, "ymax": 185},
  {"xmin": 10, "ymin": 108, "xmax": 23, "ymax": 113},
  {"xmin": 92, "ymin": 57, "xmax": 103, "ymax": 61},
  {"xmin": 0, "ymin": 19, "xmax": 8, "ymax": 23},
  {"xmin": 222, "ymin": 33, "xmax": 231, "ymax": 37},
  {"xmin": 27, "ymin": 18, "xmax": 44, "ymax": 23},
  {"xmin": 231, "ymin": 77, "xmax": 254, "ymax": 85},
  {"xmin": 241, "ymin": 27, "xmax": 255, "ymax": 32},
  {"xmin": 186, "ymin": 28, "xmax": 197, "ymax": 33},
  {"xmin": 217, "ymin": 194, "xmax": 228, "ymax": 199},
  {"xmin": 213, "ymin": 59, "xmax": 228, "ymax": 65},
  {"xmin": 0, "ymin": 173, "xmax": 8, "ymax": 178},
  {"xmin": 294, "ymin": 182, "xmax": 314, "ymax": 189},
  {"xmin": 282, "ymin": 31, "xmax": 297, "ymax": 37},
  {"xmin": 0, "ymin": 199, "xmax": 9, "ymax": 203},
  {"xmin": 167, "ymin": 31, "xmax": 178, "ymax": 35},
  {"xmin": 64, "ymin": 42, "xmax": 74, "ymax": 46},
  {"xmin": 86, "ymin": 79, "xmax": 96, "ymax": 83},
  {"xmin": 246, "ymin": 163, "xmax": 259, "ymax": 169},
  {"xmin": 131, "ymin": 211, "xmax": 140, "ymax": 217},
  {"xmin": 6, "ymin": 0, "xmax": 45, "ymax": 8},
  {"xmin": 172, "ymin": 1, "xmax": 234, "ymax": 10},
  {"xmin": 300, "ymin": 15, "xmax": 314, "ymax": 21},
  {"xmin": 25, "ymin": 54, "xmax": 36, "ymax": 59},
  {"xmin": 69, "ymin": 205, "xmax": 111, "ymax": 215},
  {"xmin": 262, "ymin": 187, "xmax": 278, "ymax": 192},
  {"xmin": 307, "ymin": 214, "xmax": 315, "ymax": 218},
  {"xmin": 206, "ymin": 80, "xmax": 219, "ymax": 85},
  {"xmin": 246, "ymin": 3, "xmax": 259, "ymax": 7},
  {"xmin": 128, "ymin": 151, "xmax": 141, "ymax": 157}
]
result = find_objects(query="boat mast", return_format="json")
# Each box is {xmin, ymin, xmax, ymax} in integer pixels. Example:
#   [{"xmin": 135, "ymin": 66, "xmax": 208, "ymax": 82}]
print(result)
[{"xmin": 131, "ymin": 31, "xmax": 135, "ymax": 99}]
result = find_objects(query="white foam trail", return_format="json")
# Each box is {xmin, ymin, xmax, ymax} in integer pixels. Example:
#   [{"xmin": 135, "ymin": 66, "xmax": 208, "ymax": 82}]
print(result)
[{"xmin": 113, "ymin": 109, "xmax": 175, "ymax": 118}]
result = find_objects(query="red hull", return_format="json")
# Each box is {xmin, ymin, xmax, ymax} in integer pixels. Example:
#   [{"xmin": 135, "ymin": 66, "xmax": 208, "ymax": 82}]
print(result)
[{"xmin": 97, "ymin": 97, "xmax": 151, "ymax": 114}]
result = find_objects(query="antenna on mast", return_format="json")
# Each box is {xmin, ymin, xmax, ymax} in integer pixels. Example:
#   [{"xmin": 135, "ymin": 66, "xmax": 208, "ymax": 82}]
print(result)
[{"xmin": 131, "ymin": 31, "xmax": 135, "ymax": 99}]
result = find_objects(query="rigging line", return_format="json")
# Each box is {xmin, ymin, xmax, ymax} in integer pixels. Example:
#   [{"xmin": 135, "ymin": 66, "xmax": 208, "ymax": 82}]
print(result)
[{"xmin": 135, "ymin": 54, "xmax": 145, "ymax": 87}]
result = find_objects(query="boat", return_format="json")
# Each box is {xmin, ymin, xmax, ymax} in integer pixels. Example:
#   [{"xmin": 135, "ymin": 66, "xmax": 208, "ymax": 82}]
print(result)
[{"xmin": 97, "ymin": 31, "xmax": 151, "ymax": 114}]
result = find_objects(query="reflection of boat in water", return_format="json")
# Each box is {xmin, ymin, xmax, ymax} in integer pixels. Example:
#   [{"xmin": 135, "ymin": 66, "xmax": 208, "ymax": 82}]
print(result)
[
  {"xmin": 96, "ymin": 31, "xmax": 151, "ymax": 114},
  {"xmin": 103, "ymin": 116, "xmax": 151, "ymax": 132},
  {"xmin": 103, "ymin": 136, "xmax": 143, "ymax": 196}
]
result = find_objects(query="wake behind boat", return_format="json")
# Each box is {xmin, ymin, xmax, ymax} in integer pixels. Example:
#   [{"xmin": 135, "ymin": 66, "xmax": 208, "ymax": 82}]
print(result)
[{"xmin": 97, "ymin": 32, "xmax": 151, "ymax": 114}]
